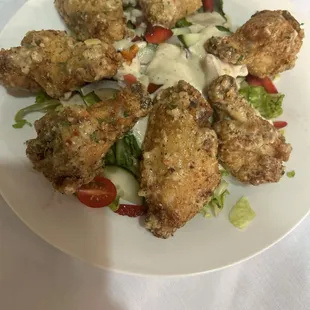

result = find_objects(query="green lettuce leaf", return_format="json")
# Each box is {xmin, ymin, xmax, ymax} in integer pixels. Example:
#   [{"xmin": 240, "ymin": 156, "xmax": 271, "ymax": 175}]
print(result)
[
  {"xmin": 104, "ymin": 133, "xmax": 141, "ymax": 178},
  {"xmin": 239, "ymin": 86, "xmax": 284, "ymax": 119}
]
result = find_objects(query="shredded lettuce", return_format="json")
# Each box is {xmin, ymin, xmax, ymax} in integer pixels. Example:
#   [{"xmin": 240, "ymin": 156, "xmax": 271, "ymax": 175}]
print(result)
[
  {"xmin": 239, "ymin": 85, "xmax": 284, "ymax": 120},
  {"xmin": 13, "ymin": 91, "xmax": 61, "ymax": 129},
  {"xmin": 81, "ymin": 91, "xmax": 101, "ymax": 107},
  {"xmin": 229, "ymin": 197, "xmax": 256, "ymax": 229},
  {"xmin": 201, "ymin": 180, "xmax": 230, "ymax": 218},
  {"xmin": 220, "ymin": 168, "xmax": 230, "ymax": 177},
  {"xmin": 176, "ymin": 18, "xmax": 192, "ymax": 28}
]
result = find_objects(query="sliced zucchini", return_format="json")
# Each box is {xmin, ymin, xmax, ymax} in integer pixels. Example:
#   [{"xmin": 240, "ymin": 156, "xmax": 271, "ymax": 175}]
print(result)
[
  {"xmin": 178, "ymin": 33, "xmax": 202, "ymax": 48},
  {"xmin": 103, "ymin": 166, "xmax": 143, "ymax": 205}
]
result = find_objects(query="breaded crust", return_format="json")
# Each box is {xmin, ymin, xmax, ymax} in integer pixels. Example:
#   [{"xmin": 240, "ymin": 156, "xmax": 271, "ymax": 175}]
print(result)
[
  {"xmin": 139, "ymin": 0, "xmax": 202, "ymax": 28},
  {"xmin": 55, "ymin": 0, "xmax": 125, "ymax": 42},
  {"xmin": 140, "ymin": 81, "xmax": 220, "ymax": 238},
  {"xmin": 206, "ymin": 10, "xmax": 304, "ymax": 78}
]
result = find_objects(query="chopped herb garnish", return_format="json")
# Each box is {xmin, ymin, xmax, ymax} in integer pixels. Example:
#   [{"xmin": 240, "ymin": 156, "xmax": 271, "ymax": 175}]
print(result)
[
  {"xmin": 123, "ymin": 111, "xmax": 130, "ymax": 118},
  {"xmin": 90, "ymin": 131, "xmax": 100, "ymax": 143},
  {"xmin": 237, "ymin": 55, "xmax": 245, "ymax": 63},
  {"xmin": 286, "ymin": 170, "xmax": 296, "ymax": 178},
  {"xmin": 97, "ymin": 118, "xmax": 104, "ymax": 125},
  {"xmin": 167, "ymin": 103, "xmax": 177, "ymax": 110},
  {"xmin": 60, "ymin": 120, "xmax": 71, "ymax": 127}
]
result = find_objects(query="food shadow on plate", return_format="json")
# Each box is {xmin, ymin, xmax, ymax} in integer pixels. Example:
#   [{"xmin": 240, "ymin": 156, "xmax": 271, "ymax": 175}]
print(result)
[{"xmin": 6, "ymin": 88, "xmax": 36, "ymax": 98}]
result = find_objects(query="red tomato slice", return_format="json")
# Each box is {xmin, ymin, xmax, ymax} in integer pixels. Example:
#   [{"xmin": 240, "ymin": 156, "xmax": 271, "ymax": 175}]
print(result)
[
  {"xmin": 77, "ymin": 176, "xmax": 117, "ymax": 208},
  {"xmin": 145, "ymin": 25, "xmax": 173, "ymax": 44},
  {"xmin": 123, "ymin": 74, "xmax": 137, "ymax": 85},
  {"xmin": 147, "ymin": 83, "xmax": 162, "ymax": 94},
  {"xmin": 273, "ymin": 121, "xmax": 288, "ymax": 129},
  {"xmin": 115, "ymin": 204, "xmax": 146, "ymax": 217},
  {"xmin": 203, "ymin": 0, "xmax": 214, "ymax": 12},
  {"xmin": 246, "ymin": 75, "xmax": 278, "ymax": 94}
]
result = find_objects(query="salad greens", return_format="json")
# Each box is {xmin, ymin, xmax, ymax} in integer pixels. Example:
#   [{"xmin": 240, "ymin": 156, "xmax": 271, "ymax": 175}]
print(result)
[
  {"xmin": 201, "ymin": 180, "xmax": 230, "ymax": 218},
  {"xmin": 13, "ymin": 91, "xmax": 61, "ymax": 129},
  {"xmin": 287, "ymin": 170, "xmax": 296, "ymax": 178},
  {"xmin": 104, "ymin": 133, "xmax": 141, "ymax": 178},
  {"xmin": 229, "ymin": 197, "xmax": 256, "ymax": 229},
  {"xmin": 239, "ymin": 85, "xmax": 284, "ymax": 120},
  {"xmin": 81, "ymin": 91, "xmax": 101, "ymax": 107},
  {"xmin": 175, "ymin": 18, "xmax": 192, "ymax": 28},
  {"xmin": 215, "ymin": 25, "xmax": 232, "ymax": 33}
]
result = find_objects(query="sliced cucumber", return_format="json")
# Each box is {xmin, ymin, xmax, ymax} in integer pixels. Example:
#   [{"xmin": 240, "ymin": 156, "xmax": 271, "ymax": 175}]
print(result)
[
  {"xmin": 137, "ymin": 44, "xmax": 157, "ymax": 65},
  {"xmin": 172, "ymin": 27, "xmax": 191, "ymax": 36},
  {"xmin": 188, "ymin": 24, "xmax": 205, "ymax": 33},
  {"xmin": 103, "ymin": 166, "xmax": 143, "ymax": 205},
  {"xmin": 178, "ymin": 33, "xmax": 202, "ymax": 48}
]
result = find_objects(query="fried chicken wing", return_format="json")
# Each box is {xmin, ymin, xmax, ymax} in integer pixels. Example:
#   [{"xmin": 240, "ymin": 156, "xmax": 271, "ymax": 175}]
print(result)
[
  {"xmin": 138, "ymin": 0, "xmax": 202, "ymax": 28},
  {"xmin": 208, "ymin": 75, "xmax": 292, "ymax": 185},
  {"xmin": 0, "ymin": 30, "xmax": 121, "ymax": 98},
  {"xmin": 55, "ymin": 0, "xmax": 125, "ymax": 42},
  {"xmin": 140, "ymin": 81, "xmax": 220, "ymax": 238},
  {"xmin": 26, "ymin": 83, "xmax": 151, "ymax": 194},
  {"xmin": 206, "ymin": 10, "xmax": 304, "ymax": 78}
]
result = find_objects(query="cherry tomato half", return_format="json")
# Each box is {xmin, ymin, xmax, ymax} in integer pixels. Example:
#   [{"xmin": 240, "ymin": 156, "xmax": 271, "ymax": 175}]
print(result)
[{"xmin": 77, "ymin": 176, "xmax": 117, "ymax": 208}]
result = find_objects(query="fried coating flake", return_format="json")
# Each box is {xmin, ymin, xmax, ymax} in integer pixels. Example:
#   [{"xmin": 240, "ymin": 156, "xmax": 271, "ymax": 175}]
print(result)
[
  {"xmin": 55, "ymin": 0, "xmax": 126, "ymax": 42},
  {"xmin": 26, "ymin": 83, "xmax": 151, "ymax": 194},
  {"xmin": 208, "ymin": 75, "xmax": 292, "ymax": 185},
  {"xmin": 140, "ymin": 81, "xmax": 221, "ymax": 238},
  {"xmin": 138, "ymin": 0, "xmax": 202, "ymax": 28},
  {"xmin": 0, "ymin": 30, "xmax": 122, "ymax": 98},
  {"xmin": 206, "ymin": 10, "xmax": 304, "ymax": 78}
]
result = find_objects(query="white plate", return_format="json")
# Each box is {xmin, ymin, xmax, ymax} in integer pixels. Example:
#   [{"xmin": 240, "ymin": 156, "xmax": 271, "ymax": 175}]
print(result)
[{"xmin": 0, "ymin": 0, "xmax": 310, "ymax": 276}]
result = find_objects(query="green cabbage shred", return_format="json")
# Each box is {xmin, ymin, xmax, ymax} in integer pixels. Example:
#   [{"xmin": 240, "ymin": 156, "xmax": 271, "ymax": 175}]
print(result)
[{"xmin": 201, "ymin": 180, "xmax": 230, "ymax": 218}]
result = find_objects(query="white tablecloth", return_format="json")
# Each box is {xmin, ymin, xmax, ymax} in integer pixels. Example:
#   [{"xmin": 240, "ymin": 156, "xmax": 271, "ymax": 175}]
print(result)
[{"xmin": 1, "ymin": 1, "xmax": 310, "ymax": 309}]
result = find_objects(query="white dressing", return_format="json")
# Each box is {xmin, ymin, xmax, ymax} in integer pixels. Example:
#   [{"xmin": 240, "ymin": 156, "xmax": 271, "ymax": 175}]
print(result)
[
  {"xmin": 146, "ymin": 44, "xmax": 206, "ymax": 91},
  {"xmin": 189, "ymin": 26, "xmax": 228, "ymax": 57},
  {"xmin": 203, "ymin": 54, "xmax": 248, "ymax": 86},
  {"xmin": 187, "ymin": 12, "xmax": 229, "ymax": 28}
]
